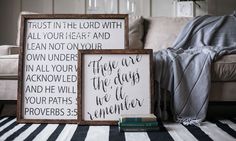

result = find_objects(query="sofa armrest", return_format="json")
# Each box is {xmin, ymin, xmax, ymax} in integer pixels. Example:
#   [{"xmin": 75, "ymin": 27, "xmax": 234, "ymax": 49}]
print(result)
[
  {"xmin": 0, "ymin": 54, "xmax": 19, "ymax": 80},
  {"xmin": 212, "ymin": 54, "xmax": 236, "ymax": 81},
  {"xmin": 0, "ymin": 45, "xmax": 19, "ymax": 56}
]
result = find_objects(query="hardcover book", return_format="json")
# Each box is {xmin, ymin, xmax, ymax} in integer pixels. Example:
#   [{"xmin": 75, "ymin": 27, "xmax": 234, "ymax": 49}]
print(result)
[
  {"xmin": 120, "ymin": 114, "xmax": 157, "ymax": 123},
  {"xmin": 119, "ymin": 126, "xmax": 159, "ymax": 132},
  {"xmin": 118, "ymin": 121, "xmax": 158, "ymax": 127},
  {"xmin": 118, "ymin": 114, "xmax": 159, "ymax": 132}
]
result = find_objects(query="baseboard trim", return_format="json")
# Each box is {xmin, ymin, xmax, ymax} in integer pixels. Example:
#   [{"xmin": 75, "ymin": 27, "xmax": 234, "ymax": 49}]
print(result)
[{"xmin": 209, "ymin": 101, "xmax": 236, "ymax": 105}]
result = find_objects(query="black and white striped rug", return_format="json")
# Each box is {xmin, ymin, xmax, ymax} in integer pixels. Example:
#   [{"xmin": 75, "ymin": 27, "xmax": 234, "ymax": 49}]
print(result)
[{"xmin": 0, "ymin": 117, "xmax": 235, "ymax": 141}]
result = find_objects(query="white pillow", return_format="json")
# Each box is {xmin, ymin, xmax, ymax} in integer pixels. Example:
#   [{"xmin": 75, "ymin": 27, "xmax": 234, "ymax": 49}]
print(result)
[{"xmin": 144, "ymin": 17, "xmax": 191, "ymax": 52}]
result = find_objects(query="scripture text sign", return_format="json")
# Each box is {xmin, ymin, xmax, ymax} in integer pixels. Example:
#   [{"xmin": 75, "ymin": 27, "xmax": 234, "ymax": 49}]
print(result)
[
  {"xmin": 18, "ymin": 14, "xmax": 128, "ymax": 123},
  {"xmin": 78, "ymin": 50, "xmax": 153, "ymax": 125}
]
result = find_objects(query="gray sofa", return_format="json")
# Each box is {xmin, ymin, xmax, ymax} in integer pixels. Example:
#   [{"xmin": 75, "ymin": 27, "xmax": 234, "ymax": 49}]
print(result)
[
  {"xmin": 143, "ymin": 17, "xmax": 236, "ymax": 102},
  {"xmin": 0, "ymin": 15, "xmax": 235, "ymax": 116},
  {"xmin": 143, "ymin": 17, "xmax": 236, "ymax": 119}
]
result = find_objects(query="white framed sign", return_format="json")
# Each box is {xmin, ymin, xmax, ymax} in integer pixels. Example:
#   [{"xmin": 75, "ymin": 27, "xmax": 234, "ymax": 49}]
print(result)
[
  {"xmin": 176, "ymin": 1, "xmax": 195, "ymax": 17},
  {"xmin": 78, "ymin": 49, "xmax": 154, "ymax": 125},
  {"xmin": 17, "ymin": 14, "xmax": 128, "ymax": 123}
]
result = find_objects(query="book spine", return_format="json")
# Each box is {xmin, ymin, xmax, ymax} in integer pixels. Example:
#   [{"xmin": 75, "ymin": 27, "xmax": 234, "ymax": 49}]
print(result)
[
  {"xmin": 119, "ymin": 121, "xmax": 158, "ymax": 127},
  {"xmin": 121, "ymin": 117, "xmax": 156, "ymax": 123},
  {"xmin": 119, "ymin": 126, "xmax": 159, "ymax": 132}
]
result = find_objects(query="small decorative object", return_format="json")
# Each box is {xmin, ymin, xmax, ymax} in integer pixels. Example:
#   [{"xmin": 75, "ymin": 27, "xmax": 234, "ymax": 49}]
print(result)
[
  {"xmin": 87, "ymin": 0, "xmax": 118, "ymax": 14},
  {"xmin": 87, "ymin": 0, "xmax": 100, "ymax": 13},
  {"xmin": 104, "ymin": 0, "xmax": 118, "ymax": 13},
  {"xmin": 120, "ymin": 114, "xmax": 157, "ymax": 122},
  {"xmin": 126, "ymin": 0, "xmax": 136, "ymax": 14},
  {"xmin": 176, "ymin": 1, "xmax": 195, "ymax": 17},
  {"xmin": 176, "ymin": 0, "xmax": 205, "ymax": 17},
  {"xmin": 118, "ymin": 114, "xmax": 159, "ymax": 132}
]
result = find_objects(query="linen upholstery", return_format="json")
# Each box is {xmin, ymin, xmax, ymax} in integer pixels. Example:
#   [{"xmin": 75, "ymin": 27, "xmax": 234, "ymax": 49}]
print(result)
[
  {"xmin": 0, "ymin": 80, "xmax": 17, "ymax": 100},
  {"xmin": 0, "ymin": 46, "xmax": 10, "ymax": 56},
  {"xmin": 0, "ymin": 55, "xmax": 18, "ymax": 77},
  {"xmin": 128, "ymin": 15, "xmax": 144, "ymax": 49},
  {"xmin": 144, "ymin": 17, "xmax": 191, "ymax": 52},
  {"xmin": 212, "ymin": 54, "xmax": 236, "ymax": 81}
]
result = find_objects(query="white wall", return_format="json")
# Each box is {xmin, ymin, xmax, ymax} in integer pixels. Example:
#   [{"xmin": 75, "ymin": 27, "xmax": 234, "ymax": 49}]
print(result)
[
  {"xmin": 119, "ymin": 0, "xmax": 150, "ymax": 17},
  {"xmin": 152, "ymin": 0, "xmax": 174, "ymax": 17},
  {"xmin": 55, "ymin": 0, "xmax": 85, "ymax": 14},
  {"xmin": 22, "ymin": 0, "xmax": 53, "ymax": 14},
  {"xmin": 0, "ymin": 0, "xmax": 20, "ymax": 45}
]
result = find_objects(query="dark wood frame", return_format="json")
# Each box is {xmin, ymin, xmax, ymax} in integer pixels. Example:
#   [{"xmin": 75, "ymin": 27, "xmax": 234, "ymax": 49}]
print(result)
[
  {"xmin": 78, "ymin": 49, "xmax": 154, "ymax": 125},
  {"xmin": 17, "ymin": 14, "xmax": 129, "ymax": 123}
]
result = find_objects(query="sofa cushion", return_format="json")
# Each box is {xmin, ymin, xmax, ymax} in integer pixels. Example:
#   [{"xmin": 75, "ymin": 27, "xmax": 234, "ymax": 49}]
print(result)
[
  {"xmin": 212, "ymin": 54, "xmax": 236, "ymax": 81},
  {"xmin": 0, "ymin": 55, "xmax": 18, "ymax": 78},
  {"xmin": 0, "ymin": 80, "xmax": 17, "ymax": 100},
  {"xmin": 129, "ymin": 15, "xmax": 144, "ymax": 49},
  {"xmin": 144, "ymin": 17, "xmax": 191, "ymax": 52}
]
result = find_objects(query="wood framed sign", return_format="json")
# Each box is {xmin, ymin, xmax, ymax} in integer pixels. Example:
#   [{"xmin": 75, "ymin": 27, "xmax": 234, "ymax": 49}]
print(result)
[
  {"xmin": 17, "ymin": 14, "xmax": 128, "ymax": 123},
  {"xmin": 78, "ymin": 49, "xmax": 154, "ymax": 125}
]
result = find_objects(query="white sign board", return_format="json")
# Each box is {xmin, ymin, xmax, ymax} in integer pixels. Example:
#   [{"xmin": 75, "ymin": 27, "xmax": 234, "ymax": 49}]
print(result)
[
  {"xmin": 17, "ymin": 14, "xmax": 128, "ymax": 123},
  {"xmin": 78, "ymin": 50, "xmax": 153, "ymax": 125}
]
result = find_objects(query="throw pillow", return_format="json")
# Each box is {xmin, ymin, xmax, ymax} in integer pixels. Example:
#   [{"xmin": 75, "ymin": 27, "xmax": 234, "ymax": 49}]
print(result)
[
  {"xmin": 144, "ymin": 17, "xmax": 191, "ymax": 52},
  {"xmin": 129, "ymin": 15, "xmax": 144, "ymax": 49}
]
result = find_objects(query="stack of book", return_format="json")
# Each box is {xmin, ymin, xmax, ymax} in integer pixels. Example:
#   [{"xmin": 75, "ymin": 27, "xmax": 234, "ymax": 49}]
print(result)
[{"xmin": 118, "ymin": 114, "xmax": 159, "ymax": 132}]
